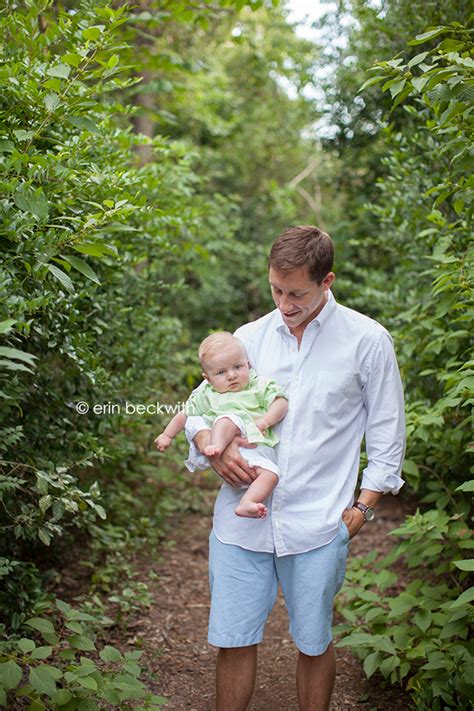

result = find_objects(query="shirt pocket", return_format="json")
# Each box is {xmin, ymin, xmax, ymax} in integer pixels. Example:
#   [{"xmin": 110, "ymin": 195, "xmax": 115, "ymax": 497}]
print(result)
[{"xmin": 312, "ymin": 370, "xmax": 361, "ymax": 419}]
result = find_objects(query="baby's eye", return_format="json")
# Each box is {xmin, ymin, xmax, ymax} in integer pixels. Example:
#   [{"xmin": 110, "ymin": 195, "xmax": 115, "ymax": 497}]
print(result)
[
  {"xmin": 216, "ymin": 370, "xmax": 225, "ymax": 376},
  {"xmin": 235, "ymin": 364, "xmax": 242, "ymax": 369}
]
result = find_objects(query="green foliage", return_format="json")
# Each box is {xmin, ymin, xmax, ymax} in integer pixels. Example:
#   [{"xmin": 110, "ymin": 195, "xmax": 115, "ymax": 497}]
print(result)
[
  {"xmin": 0, "ymin": 599, "xmax": 167, "ymax": 709},
  {"xmin": 334, "ymin": 18, "xmax": 474, "ymax": 709},
  {"xmin": 0, "ymin": 0, "xmax": 314, "ymax": 643},
  {"xmin": 336, "ymin": 495, "xmax": 474, "ymax": 710}
]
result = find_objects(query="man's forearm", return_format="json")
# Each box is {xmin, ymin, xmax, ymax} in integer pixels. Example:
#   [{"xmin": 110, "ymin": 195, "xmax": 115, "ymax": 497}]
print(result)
[
  {"xmin": 193, "ymin": 429, "xmax": 212, "ymax": 453},
  {"xmin": 356, "ymin": 489, "xmax": 384, "ymax": 508}
]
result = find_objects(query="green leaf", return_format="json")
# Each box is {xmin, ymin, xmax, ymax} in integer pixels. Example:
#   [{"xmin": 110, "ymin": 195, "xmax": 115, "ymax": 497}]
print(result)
[
  {"xmin": 44, "ymin": 93, "xmax": 60, "ymax": 112},
  {"xmin": 69, "ymin": 635, "xmax": 96, "ymax": 651},
  {"xmin": 47, "ymin": 264, "xmax": 75, "ymax": 293},
  {"xmin": 0, "ymin": 660, "xmax": 22, "ymax": 690},
  {"xmin": 449, "ymin": 587, "xmax": 474, "ymax": 608},
  {"xmin": 408, "ymin": 51, "xmax": 429, "ymax": 68},
  {"xmin": 31, "ymin": 646, "xmax": 53, "ymax": 660},
  {"xmin": 0, "ymin": 347, "xmax": 36, "ymax": 365},
  {"xmin": 409, "ymin": 27, "xmax": 449, "ymax": 45},
  {"xmin": 414, "ymin": 609, "xmax": 432, "ymax": 632},
  {"xmin": 379, "ymin": 655, "xmax": 400, "ymax": 677},
  {"xmin": 62, "ymin": 256, "xmax": 100, "ymax": 284},
  {"xmin": 62, "ymin": 53, "xmax": 82, "ymax": 67},
  {"xmin": 13, "ymin": 186, "xmax": 49, "ymax": 220},
  {"xmin": 82, "ymin": 25, "xmax": 105, "ymax": 41},
  {"xmin": 453, "ymin": 559, "xmax": 474, "ymax": 571},
  {"xmin": 55, "ymin": 599, "xmax": 71, "ymax": 614},
  {"xmin": 53, "ymin": 689, "xmax": 72, "ymax": 705},
  {"xmin": 0, "ymin": 359, "xmax": 32, "ymax": 373},
  {"xmin": 65, "ymin": 620, "xmax": 83, "ymax": 634},
  {"xmin": 77, "ymin": 676, "xmax": 98, "ymax": 691},
  {"xmin": 388, "ymin": 79, "xmax": 406, "ymax": 98},
  {"xmin": 0, "ymin": 319, "xmax": 16, "ymax": 334},
  {"xmin": 18, "ymin": 638, "xmax": 36, "ymax": 653},
  {"xmin": 29, "ymin": 665, "xmax": 57, "ymax": 697},
  {"xmin": 388, "ymin": 593, "xmax": 418, "ymax": 617},
  {"xmin": 72, "ymin": 242, "xmax": 117, "ymax": 257},
  {"xmin": 99, "ymin": 645, "xmax": 122, "ymax": 663},
  {"xmin": 46, "ymin": 64, "xmax": 71, "ymax": 79},
  {"xmin": 455, "ymin": 480, "xmax": 474, "ymax": 492},
  {"xmin": 0, "ymin": 138, "xmax": 14, "ymax": 152},
  {"xmin": 358, "ymin": 75, "xmax": 386, "ymax": 93},
  {"xmin": 13, "ymin": 129, "xmax": 35, "ymax": 141},
  {"xmin": 363, "ymin": 651, "xmax": 380, "ymax": 678},
  {"xmin": 67, "ymin": 116, "xmax": 99, "ymax": 134},
  {"xmin": 25, "ymin": 617, "xmax": 57, "ymax": 643}
]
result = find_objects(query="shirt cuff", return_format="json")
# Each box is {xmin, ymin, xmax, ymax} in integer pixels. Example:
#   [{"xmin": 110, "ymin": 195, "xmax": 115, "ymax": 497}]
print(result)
[{"xmin": 361, "ymin": 467, "xmax": 405, "ymax": 495}]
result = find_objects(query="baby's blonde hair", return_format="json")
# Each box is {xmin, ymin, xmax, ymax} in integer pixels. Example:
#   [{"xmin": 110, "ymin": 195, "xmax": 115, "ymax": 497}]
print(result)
[{"xmin": 198, "ymin": 331, "xmax": 247, "ymax": 369}]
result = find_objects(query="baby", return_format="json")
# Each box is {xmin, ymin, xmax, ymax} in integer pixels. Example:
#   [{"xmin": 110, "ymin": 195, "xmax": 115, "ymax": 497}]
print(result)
[{"xmin": 155, "ymin": 332, "xmax": 288, "ymax": 518}]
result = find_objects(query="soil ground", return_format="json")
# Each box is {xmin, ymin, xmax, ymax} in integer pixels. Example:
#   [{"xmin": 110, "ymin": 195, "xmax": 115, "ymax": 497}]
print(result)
[{"xmin": 114, "ymin": 490, "xmax": 414, "ymax": 710}]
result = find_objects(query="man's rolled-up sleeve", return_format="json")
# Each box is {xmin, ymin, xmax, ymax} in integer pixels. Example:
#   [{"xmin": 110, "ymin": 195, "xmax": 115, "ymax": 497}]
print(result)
[{"xmin": 361, "ymin": 330, "xmax": 406, "ymax": 494}]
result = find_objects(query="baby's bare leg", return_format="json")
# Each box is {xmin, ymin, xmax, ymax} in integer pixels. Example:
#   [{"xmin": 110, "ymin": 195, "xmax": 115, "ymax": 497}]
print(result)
[
  {"xmin": 203, "ymin": 417, "xmax": 241, "ymax": 458},
  {"xmin": 235, "ymin": 468, "xmax": 278, "ymax": 518}
]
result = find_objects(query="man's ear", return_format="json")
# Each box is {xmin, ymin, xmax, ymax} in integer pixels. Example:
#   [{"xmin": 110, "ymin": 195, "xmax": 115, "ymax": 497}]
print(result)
[{"xmin": 323, "ymin": 272, "xmax": 335, "ymax": 290}]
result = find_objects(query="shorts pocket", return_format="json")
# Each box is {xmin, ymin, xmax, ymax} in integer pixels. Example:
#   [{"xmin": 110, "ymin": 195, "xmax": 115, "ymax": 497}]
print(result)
[{"xmin": 340, "ymin": 519, "xmax": 350, "ymax": 543}]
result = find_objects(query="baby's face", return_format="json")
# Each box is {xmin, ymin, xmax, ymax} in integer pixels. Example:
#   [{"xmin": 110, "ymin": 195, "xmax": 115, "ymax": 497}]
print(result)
[{"xmin": 202, "ymin": 342, "xmax": 250, "ymax": 394}]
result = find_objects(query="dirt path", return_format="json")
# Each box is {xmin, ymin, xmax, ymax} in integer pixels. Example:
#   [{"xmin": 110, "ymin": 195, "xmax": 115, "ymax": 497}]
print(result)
[{"xmin": 120, "ymin": 493, "xmax": 413, "ymax": 710}]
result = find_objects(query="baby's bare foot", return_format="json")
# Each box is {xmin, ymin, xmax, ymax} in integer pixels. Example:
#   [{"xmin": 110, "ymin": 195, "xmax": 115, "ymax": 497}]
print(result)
[
  {"xmin": 204, "ymin": 444, "xmax": 222, "ymax": 457},
  {"xmin": 235, "ymin": 502, "xmax": 267, "ymax": 519}
]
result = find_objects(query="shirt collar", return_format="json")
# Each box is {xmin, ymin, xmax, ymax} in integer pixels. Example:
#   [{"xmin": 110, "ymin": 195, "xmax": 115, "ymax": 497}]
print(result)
[{"xmin": 275, "ymin": 289, "xmax": 337, "ymax": 336}]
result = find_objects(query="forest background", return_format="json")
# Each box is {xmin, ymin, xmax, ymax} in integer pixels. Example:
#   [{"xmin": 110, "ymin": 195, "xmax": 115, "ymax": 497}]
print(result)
[{"xmin": 0, "ymin": 0, "xmax": 472, "ymax": 709}]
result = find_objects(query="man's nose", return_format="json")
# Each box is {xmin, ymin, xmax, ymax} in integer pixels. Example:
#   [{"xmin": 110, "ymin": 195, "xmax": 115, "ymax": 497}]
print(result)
[{"xmin": 279, "ymin": 294, "xmax": 291, "ymax": 311}]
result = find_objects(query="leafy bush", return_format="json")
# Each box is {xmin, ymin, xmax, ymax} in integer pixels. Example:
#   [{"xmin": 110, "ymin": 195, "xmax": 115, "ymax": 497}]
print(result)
[
  {"xmin": 335, "ymin": 22, "xmax": 474, "ymax": 709},
  {"xmin": 336, "ymin": 487, "xmax": 474, "ymax": 710},
  {"xmin": 0, "ymin": 0, "xmax": 234, "ymax": 622},
  {"xmin": 0, "ymin": 599, "xmax": 166, "ymax": 709}
]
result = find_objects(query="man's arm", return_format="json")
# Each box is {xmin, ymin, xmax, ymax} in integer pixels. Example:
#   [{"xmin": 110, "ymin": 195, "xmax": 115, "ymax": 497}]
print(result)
[
  {"xmin": 192, "ymin": 430, "xmax": 258, "ymax": 487},
  {"xmin": 344, "ymin": 331, "xmax": 405, "ymax": 538}
]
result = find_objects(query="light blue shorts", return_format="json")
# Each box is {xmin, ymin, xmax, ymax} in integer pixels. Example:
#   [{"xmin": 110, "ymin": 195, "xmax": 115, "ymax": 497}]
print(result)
[{"xmin": 208, "ymin": 522, "xmax": 350, "ymax": 656}]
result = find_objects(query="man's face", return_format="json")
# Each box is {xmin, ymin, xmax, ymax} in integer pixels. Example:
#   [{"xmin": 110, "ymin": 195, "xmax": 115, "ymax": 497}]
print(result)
[
  {"xmin": 268, "ymin": 266, "xmax": 335, "ymax": 333},
  {"xmin": 202, "ymin": 342, "xmax": 250, "ymax": 394}
]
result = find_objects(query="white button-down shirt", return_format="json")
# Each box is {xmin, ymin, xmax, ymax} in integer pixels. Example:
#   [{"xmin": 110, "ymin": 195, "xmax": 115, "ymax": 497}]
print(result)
[{"xmin": 186, "ymin": 291, "xmax": 405, "ymax": 556}]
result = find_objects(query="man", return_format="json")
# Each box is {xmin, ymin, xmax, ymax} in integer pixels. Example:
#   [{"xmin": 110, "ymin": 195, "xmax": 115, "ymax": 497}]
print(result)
[{"xmin": 186, "ymin": 225, "xmax": 405, "ymax": 711}]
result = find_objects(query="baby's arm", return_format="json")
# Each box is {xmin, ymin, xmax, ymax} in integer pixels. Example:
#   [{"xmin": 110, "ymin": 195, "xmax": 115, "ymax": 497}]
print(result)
[
  {"xmin": 255, "ymin": 396, "xmax": 289, "ymax": 433},
  {"xmin": 155, "ymin": 411, "xmax": 188, "ymax": 451}
]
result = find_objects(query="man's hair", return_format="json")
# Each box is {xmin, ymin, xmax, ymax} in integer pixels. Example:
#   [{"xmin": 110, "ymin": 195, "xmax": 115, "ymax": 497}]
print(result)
[
  {"xmin": 269, "ymin": 225, "xmax": 334, "ymax": 284},
  {"xmin": 198, "ymin": 331, "xmax": 247, "ymax": 369}
]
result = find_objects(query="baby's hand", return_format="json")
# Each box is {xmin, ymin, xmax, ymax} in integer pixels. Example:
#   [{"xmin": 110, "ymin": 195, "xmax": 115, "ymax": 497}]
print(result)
[
  {"xmin": 255, "ymin": 417, "xmax": 269, "ymax": 433},
  {"xmin": 155, "ymin": 433, "xmax": 172, "ymax": 451}
]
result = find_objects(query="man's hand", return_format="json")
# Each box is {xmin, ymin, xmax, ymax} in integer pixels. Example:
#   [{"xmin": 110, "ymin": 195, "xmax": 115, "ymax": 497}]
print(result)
[
  {"xmin": 193, "ymin": 431, "xmax": 258, "ymax": 487},
  {"xmin": 342, "ymin": 506, "xmax": 365, "ymax": 540},
  {"xmin": 210, "ymin": 437, "xmax": 259, "ymax": 487}
]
